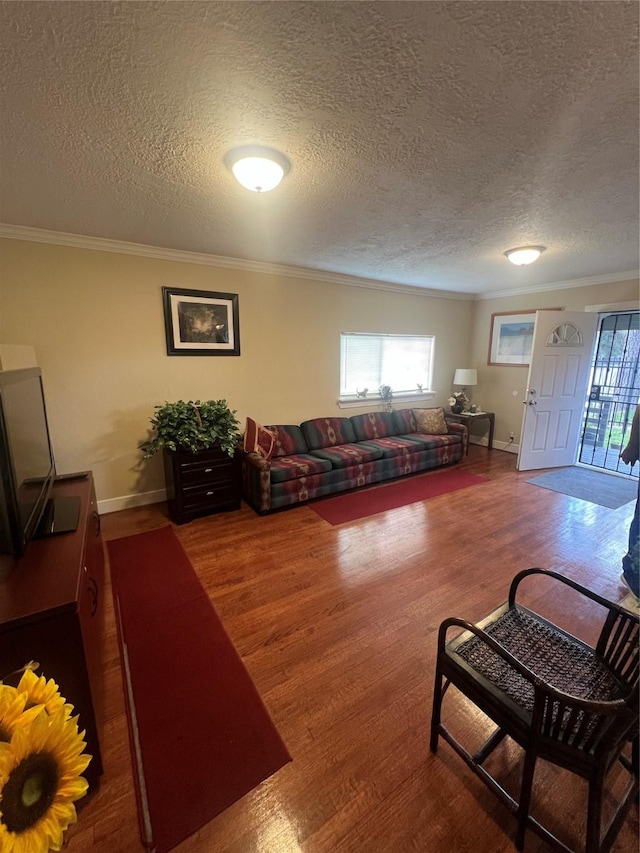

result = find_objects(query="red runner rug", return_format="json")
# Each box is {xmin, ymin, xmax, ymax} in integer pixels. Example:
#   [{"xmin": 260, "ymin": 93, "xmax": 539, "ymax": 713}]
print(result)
[
  {"xmin": 108, "ymin": 526, "xmax": 291, "ymax": 853},
  {"xmin": 310, "ymin": 469, "xmax": 488, "ymax": 524}
]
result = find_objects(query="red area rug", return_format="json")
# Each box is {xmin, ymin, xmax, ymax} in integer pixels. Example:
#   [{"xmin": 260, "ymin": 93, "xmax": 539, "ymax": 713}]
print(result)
[
  {"xmin": 108, "ymin": 526, "xmax": 291, "ymax": 853},
  {"xmin": 309, "ymin": 469, "xmax": 488, "ymax": 524}
]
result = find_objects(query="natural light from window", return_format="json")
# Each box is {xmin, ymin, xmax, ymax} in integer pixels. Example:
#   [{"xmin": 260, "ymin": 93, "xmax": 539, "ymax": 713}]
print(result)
[{"xmin": 340, "ymin": 333, "xmax": 434, "ymax": 399}]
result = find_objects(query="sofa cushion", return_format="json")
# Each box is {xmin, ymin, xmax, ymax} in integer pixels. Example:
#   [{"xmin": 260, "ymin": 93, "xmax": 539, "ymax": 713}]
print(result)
[
  {"xmin": 358, "ymin": 436, "xmax": 424, "ymax": 459},
  {"xmin": 397, "ymin": 432, "xmax": 462, "ymax": 451},
  {"xmin": 393, "ymin": 408, "xmax": 417, "ymax": 434},
  {"xmin": 269, "ymin": 453, "xmax": 332, "ymax": 484},
  {"xmin": 309, "ymin": 442, "xmax": 383, "ymax": 469},
  {"xmin": 350, "ymin": 412, "xmax": 396, "ymax": 441},
  {"xmin": 301, "ymin": 417, "xmax": 357, "ymax": 450},
  {"xmin": 266, "ymin": 424, "xmax": 309, "ymax": 457},
  {"xmin": 413, "ymin": 407, "xmax": 449, "ymax": 435},
  {"xmin": 243, "ymin": 416, "xmax": 276, "ymax": 459}
]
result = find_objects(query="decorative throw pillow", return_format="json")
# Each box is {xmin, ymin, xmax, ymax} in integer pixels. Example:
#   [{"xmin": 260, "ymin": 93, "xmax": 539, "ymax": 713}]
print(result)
[
  {"xmin": 413, "ymin": 407, "xmax": 449, "ymax": 435},
  {"xmin": 243, "ymin": 417, "xmax": 276, "ymax": 459}
]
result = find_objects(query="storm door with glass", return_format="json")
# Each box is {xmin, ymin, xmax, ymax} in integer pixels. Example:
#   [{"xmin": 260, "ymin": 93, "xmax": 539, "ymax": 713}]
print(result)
[{"xmin": 579, "ymin": 311, "xmax": 640, "ymax": 477}]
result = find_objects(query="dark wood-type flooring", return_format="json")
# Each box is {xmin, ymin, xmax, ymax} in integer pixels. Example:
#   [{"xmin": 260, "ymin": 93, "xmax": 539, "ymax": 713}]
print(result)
[{"xmin": 66, "ymin": 448, "xmax": 639, "ymax": 852}]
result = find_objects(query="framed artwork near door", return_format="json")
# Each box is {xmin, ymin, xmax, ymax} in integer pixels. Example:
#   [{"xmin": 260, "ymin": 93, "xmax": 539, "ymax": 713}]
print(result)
[{"xmin": 488, "ymin": 309, "xmax": 561, "ymax": 366}]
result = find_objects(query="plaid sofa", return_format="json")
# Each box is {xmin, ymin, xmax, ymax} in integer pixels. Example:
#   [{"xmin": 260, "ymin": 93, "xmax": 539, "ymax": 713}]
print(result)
[{"xmin": 242, "ymin": 408, "xmax": 467, "ymax": 513}]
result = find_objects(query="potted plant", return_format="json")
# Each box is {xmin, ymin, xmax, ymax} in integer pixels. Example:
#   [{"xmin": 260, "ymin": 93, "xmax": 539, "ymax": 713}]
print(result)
[
  {"xmin": 140, "ymin": 399, "xmax": 241, "ymax": 458},
  {"xmin": 379, "ymin": 384, "xmax": 394, "ymax": 413},
  {"xmin": 141, "ymin": 400, "xmax": 243, "ymax": 524}
]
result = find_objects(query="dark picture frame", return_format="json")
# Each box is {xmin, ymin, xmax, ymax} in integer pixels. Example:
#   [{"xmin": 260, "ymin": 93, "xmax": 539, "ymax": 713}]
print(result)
[{"xmin": 162, "ymin": 287, "xmax": 240, "ymax": 356}]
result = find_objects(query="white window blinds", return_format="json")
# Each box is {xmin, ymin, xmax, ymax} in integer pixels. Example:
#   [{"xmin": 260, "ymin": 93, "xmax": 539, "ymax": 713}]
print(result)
[{"xmin": 340, "ymin": 334, "xmax": 434, "ymax": 397}]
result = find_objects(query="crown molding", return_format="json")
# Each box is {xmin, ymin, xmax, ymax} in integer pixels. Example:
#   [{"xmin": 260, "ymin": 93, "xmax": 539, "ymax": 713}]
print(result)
[
  {"xmin": 477, "ymin": 270, "xmax": 639, "ymax": 300},
  {"xmin": 2, "ymin": 223, "xmax": 635, "ymax": 301},
  {"xmin": 0, "ymin": 223, "xmax": 473, "ymax": 301}
]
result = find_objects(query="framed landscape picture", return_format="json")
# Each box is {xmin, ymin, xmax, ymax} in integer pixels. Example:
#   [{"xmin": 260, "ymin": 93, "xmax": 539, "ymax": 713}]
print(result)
[
  {"xmin": 162, "ymin": 287, "xmax": 240, "ymax": 356},
  {"xmin": 488, "ymin": 310, "xmax": 537, "ymax": 366}
]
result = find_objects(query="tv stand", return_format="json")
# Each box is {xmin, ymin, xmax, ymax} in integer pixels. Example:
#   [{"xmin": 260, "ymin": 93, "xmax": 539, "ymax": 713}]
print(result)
[{"xmin": 0, "ymin": 473, "xmax": 104, "ymax": 789}]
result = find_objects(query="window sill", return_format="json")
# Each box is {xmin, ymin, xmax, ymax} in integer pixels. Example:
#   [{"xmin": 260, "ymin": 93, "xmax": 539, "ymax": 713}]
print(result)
[{"xmin": 337, "ymin": 392, "xmax": 436, "ymax": 410}]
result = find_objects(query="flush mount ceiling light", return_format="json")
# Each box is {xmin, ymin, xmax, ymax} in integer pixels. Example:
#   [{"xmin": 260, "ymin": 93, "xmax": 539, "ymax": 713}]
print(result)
[
  {"xmin": 504, "ymin": 246, "xmax": 546, "ymax": 266},
  {"xmin": 223, "ymin": 145, "xmax": 290, "ymax": 192}
]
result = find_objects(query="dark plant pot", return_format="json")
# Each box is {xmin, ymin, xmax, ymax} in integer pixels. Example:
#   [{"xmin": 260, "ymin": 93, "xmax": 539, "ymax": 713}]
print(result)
[{"xmin": 451, "ymin": 404, "xmax": 464, "ymax": 414}]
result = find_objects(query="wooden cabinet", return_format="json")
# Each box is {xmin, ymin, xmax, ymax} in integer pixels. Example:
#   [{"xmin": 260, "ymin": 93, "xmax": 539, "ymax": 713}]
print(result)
[
  {"xmin": 163, "ymin": 446, "xmax": 241, "ymax": 524},
  {"xmin": 0, "ymin": 474, "xmax": 104, "ymax": 789}
]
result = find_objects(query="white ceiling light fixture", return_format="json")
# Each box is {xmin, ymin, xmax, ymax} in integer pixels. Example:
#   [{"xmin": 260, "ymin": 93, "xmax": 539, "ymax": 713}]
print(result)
[
  {"xmin": 223, "ymin": 145, "xmax": 291, "ymax": 192},
  {"xmin": 504, "ymin": 245, "xmax": 546, "ymax": 266}
]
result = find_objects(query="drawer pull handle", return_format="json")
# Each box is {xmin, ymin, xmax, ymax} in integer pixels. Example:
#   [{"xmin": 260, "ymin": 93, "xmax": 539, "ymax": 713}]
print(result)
[
  {"xmin": 204, "ymin": 468, "xmax": 213, "ymax": 473},
  {"xmin": 87, "ymin": 577, "xmax": 99, "ymax": 616},
  {"xmin": 206, "ymin": 491, "xmax": 214, "ymax": 496}
]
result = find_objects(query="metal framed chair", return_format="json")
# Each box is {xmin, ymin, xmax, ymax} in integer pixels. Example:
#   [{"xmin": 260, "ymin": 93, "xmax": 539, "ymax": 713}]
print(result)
[{"xmin": 430, "ymin": 568, "xmax": 639, "ymax": 852}]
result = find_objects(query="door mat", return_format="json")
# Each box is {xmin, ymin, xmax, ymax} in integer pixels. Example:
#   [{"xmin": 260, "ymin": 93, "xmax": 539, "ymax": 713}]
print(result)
[
  {"xmin": 309, "ymin": 469, "xmax": 488, "ymax": 525},
  {"xmin": 525, "ymin": 466, "xmax": 638, "ymax": 509},
  {"xmin": 108, "ymin": 526, "xmax": 291, "ymax": 853},
  {"xmin": 619, "ymin": 592, "xmax": 640, "ymax": 614}
]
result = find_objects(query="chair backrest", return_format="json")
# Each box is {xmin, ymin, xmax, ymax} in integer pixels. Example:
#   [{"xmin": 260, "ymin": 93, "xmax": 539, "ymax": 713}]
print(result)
[
  {"xmin": 597, "ymin": 607, "xmax": 640, "ymax": 694},
  {"xmin": 537, "ymin": 608, "xmax": 639, "ymax": 758}
]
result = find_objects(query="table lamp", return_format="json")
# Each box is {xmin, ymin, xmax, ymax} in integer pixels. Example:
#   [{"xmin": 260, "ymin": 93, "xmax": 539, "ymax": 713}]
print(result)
[
  {"xmin": 453, "ymin": 368, "xmax": 477, "ymax": 392},
  {"xmin": 453, "ymin": 368, "xmax": 478, "ymax": 411}
]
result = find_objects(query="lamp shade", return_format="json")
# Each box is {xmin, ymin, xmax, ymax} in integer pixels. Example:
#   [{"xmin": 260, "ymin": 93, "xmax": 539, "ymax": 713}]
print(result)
[{"xmin": 453, "ymin": 368, "xmax": 477, "ymax": 386}]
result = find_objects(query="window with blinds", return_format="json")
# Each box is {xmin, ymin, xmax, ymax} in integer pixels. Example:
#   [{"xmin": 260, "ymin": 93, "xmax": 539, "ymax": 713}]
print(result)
[{"xmin": 340, "ymin": 333, "xmax": 434, "ymax": 398}]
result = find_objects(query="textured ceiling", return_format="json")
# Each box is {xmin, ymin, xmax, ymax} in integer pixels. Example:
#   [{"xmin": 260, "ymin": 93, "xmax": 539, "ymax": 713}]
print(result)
[{"xmin": 0, "ymin": 1, "xmax": 638, "ymax": 295}]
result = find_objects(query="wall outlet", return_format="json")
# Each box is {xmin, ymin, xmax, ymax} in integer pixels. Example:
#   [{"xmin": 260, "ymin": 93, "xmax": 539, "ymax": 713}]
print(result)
[{"xmin": 509, "ymin": 432, "xmax": 515, "ymax": 441}]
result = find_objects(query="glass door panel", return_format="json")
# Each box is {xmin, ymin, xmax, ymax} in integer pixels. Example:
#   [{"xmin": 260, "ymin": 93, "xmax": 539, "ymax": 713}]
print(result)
[{"xmin": 579, "ymin": 311, "xmax": 639, "ymax": 476}]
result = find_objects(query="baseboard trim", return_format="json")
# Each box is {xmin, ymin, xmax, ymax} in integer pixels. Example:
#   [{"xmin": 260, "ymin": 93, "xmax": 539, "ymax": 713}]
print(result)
[
  {"xmin": 98, "ymin": 488, "xmax": 166, "ymax": 516},
  {"xmin": 469, "ymin": 436, "xmax": 519, "ymax": 453},
  {"xmin": 98, "ymin": 444, "xmax": 520, "ymax": 514},
  {"xmin": 492, "ymin": 440, "xmax": 519, "ymax": 454}
]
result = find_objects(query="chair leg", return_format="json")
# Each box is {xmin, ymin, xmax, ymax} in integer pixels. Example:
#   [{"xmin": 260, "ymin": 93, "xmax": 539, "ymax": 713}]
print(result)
[
  {"xmin": 430, "ymin": 663, "xmax": 444, "ymax": 753},
  {"xmin": 515, "ymin": 748, "xmax": 537, "ymax": 851},
  {"xmin": 586, "ymin": 770, "xmax": 604, "ymax": 853}
]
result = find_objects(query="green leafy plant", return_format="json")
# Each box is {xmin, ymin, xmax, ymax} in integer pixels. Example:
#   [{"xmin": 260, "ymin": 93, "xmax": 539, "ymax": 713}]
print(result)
[{"xmin": 140, "ymin": 399, "xmax": 241, "ymax": 458}]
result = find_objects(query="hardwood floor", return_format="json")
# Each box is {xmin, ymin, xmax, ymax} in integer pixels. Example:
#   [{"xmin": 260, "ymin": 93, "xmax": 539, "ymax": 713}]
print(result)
[{"xmin": 66, "ymin": 448, "xmax": 638, "ymax": 852}]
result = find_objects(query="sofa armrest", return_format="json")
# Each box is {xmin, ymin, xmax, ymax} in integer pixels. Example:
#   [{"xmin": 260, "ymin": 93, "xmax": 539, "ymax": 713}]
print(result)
[
  {"xmin": 243, "ymin": 450, "xmax": 271, "ymax": 472},
  {"xmin": 446, "ymin": 421, "xmax": 468, "ymax": 455},
  {"xmin": 241, "ymin": 451, "xmax": 272, "ymax": 513}
]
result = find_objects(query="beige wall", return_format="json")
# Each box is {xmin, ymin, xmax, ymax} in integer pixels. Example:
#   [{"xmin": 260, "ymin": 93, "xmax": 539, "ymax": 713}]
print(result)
[
  {"xmin": 1, "ymin": 237, "xmax": 636, "ymax": 507},
  {"xmin": 470, "ymin": 279, "xmax": 639, "ymax": 445},
  {"xmin": 0, "ymin": 238, "xmax": 474, "ymax": 507}
]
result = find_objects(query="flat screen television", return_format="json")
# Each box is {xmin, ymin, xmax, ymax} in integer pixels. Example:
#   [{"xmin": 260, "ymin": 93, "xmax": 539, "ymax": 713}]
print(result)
[{"xmin": 0, "ymin": 367, "xmax": 79, "ymax": 579}]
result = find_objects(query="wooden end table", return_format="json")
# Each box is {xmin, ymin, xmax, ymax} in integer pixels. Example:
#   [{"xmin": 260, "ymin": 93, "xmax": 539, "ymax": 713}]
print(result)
[{"xmin": 445, "ymin": 411, "xmax": 495, "ymax": 454}]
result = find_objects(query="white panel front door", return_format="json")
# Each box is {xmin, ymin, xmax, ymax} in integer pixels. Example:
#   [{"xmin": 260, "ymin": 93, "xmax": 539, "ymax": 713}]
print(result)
[{"xmin": 517, "ymin": 310, "xmax": 598, "ymax": 471}]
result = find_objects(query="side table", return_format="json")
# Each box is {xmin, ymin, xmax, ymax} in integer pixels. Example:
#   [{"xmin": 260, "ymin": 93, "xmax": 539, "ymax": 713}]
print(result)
[
  {"xmin": 163, "ymin": 446, "xmax": 241, "ymax": 524},
  {"xmin": 445, "ymin": 411, "xmax": 495, "ymax": 454}
]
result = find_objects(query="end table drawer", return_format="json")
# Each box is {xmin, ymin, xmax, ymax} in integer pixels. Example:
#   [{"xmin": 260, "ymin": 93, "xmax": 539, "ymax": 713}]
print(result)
[
  {"xmin": 181, "ymin": 481, "xmax": 238, "ymax": 511},
  {"xmin": 163, "ymin": 447, "xmax": 241, "ymax": 523},
  {"xmin": 179, "ymin": 459, "xmax": 234, "ymax": 486}
]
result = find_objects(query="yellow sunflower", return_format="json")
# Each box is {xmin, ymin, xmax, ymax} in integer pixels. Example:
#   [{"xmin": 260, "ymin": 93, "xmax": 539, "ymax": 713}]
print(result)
[
  {"xmin": 14, "ymin": 669, "xmax": 72, "ymax": 720},
  {"xmin": 0, "ymin": 686, "xmax": 43, "ymax": 743},
  {"xmin": 0, "ymin": 707, "xmax": 91, "ymax": 853}
]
